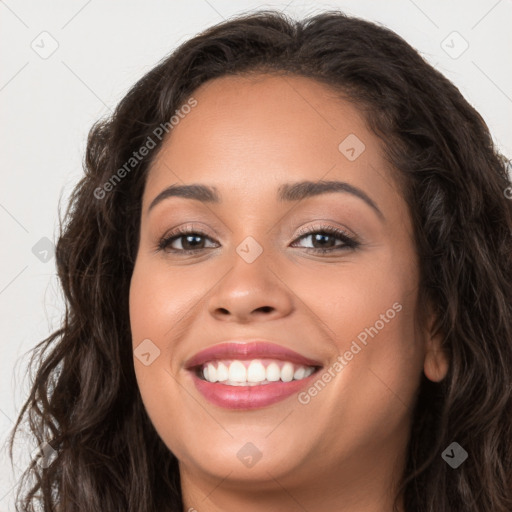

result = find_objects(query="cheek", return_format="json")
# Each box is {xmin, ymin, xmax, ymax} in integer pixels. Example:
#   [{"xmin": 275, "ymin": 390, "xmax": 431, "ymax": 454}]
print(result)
[
  {"xmin": 128, "ymin": 258, "xmax": 195, "ymax": 458},
  {"xmin": 340, "ymin": 277, "xmax": 423, "ymax": 425},
  {"xmin": 128, "ymin": 258, "xmax": 189, "ymax": 401},
  {"xmin": 294, "ymin": 250, "xmax": 423, "ymax": 406},
  {"xmin": 281, "ymin": 249, "xmax": 418, "ymax": 346},
  {"xmin": 129, "ymin": 256, "xmax": 205, "ymax": 345}
]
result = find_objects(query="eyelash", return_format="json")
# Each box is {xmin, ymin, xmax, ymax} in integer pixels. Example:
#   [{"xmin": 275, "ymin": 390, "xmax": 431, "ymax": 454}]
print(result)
[{"xmin": 157, "ymin": 224, "xmax": 360, "ymax": 255}]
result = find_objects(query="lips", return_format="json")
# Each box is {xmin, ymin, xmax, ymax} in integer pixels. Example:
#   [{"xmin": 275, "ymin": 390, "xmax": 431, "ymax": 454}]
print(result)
[{"xmin": 184, "ymin": 341, "xmax": 323, "ymax": 410}]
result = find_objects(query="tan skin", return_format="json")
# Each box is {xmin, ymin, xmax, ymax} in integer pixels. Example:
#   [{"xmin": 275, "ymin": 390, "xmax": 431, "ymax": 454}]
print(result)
[{"xmin": 129, "ymin": 74, "xmax": 448, "ymax": 512}]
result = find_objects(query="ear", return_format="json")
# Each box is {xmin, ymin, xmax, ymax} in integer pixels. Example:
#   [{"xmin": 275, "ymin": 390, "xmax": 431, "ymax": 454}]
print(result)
[{"xmin": 423, "ymin": 308, "xmax": 449, "ymax": 382}]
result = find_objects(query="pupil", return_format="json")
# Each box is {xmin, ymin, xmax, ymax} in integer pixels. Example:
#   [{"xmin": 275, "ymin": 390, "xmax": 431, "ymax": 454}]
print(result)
[
  {"xmin": 184, "ymin": 235, "xmax": 202, "ymax": 249},
  {"xmin": 314, "ymin": 233, "xmax": 333, "ymax": 248}
]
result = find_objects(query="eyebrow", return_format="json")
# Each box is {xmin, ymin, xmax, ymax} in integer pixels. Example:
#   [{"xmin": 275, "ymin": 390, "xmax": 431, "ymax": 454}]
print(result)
[{"xmin": 147, "ymin": 180, "xmax": 384, "ymax": 221}]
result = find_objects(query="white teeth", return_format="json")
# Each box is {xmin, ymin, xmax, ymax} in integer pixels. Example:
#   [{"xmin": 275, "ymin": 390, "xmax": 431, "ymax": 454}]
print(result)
[
  {"xmin": 247, "ymin": 360, "xmax": 266, "ymax": 382},
  {"xmin": 228, "ymin": 361, "xmax": 247, "ymax": 382},
  {"xmin": 266, "ymin": 362, "xmax": 281, "ymax": 382},
  {"xmin": 281, "ymin": 362, "xmax": 294, "ymax": 382},
  {"xmin": 200, "ymin": 359, "xmax": 317, "ymax": 385},
  {"xmin": 207, "ymin": 363, "xmax": 217, "ymax": 382},
  {"xmin": 293, "ymin": 367, "xmax": 305, "ymax": 380},
  {"xmin": 216, "ymin": 362, "xmax": 229, "ymax": 382}
]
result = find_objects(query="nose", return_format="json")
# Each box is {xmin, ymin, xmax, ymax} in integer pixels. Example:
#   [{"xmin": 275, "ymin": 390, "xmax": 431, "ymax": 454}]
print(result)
[{"xmin": 206, "ymin": 249, "xmax": 294, "ymax": 324}]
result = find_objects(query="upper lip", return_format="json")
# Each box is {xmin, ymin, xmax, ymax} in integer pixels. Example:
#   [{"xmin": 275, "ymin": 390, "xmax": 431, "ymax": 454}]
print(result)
[{"xmin": 184, "ymin": 340, "xmax": 324, "ymax": 369}]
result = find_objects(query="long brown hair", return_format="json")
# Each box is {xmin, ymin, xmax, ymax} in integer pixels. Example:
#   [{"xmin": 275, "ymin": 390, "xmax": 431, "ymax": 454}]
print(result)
[{"xmin": 9, "ymin": 10, "xmax": 512, "ymax": 511}]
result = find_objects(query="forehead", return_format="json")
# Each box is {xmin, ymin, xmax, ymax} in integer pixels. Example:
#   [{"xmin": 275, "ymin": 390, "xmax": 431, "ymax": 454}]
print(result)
[{"xmin": 143, "ymin": 73, "xmax": 406, "ymax": 224}]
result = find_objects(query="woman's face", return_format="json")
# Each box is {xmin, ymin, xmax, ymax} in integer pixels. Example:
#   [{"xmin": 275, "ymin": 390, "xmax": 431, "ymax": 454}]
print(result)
[{"xmin": 129, "ymin": 74, "xmax": 446, "ymax": 506}]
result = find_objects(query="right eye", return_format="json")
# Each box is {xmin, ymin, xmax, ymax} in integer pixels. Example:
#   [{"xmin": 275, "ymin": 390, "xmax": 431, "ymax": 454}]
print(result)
[{"xmin": 158, "ymin": 228, "xmax": 220, "ymax": 254}]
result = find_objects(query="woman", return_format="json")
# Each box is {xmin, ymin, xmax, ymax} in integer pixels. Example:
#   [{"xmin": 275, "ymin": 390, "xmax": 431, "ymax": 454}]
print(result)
[{"xmin": 9, "ymin": 9, "xmax": 512, "ymax": 512}]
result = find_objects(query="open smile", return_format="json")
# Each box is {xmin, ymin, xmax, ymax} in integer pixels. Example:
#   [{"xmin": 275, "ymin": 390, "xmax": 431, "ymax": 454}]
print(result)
[{"xmin": 185, "ymin": 341, "xmax": 323, "ymax": 409}]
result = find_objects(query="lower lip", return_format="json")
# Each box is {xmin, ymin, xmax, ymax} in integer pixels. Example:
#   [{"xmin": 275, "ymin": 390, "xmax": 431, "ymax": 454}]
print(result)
[{"xmin": 189, "ymin": 370, "xmax": 320, "ymax": 410}]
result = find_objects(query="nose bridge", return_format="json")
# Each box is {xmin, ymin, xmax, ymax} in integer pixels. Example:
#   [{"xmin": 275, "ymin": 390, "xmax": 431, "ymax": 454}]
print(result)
[{"xmin": 205, "ymin": 232, "xmax": 294, "ymax": 321}]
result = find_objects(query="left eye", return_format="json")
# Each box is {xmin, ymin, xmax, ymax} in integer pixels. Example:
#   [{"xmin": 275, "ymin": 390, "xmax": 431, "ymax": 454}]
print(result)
[{"xmin": 291, "ymin": 229, "xmax": 357, "ymax": 250}]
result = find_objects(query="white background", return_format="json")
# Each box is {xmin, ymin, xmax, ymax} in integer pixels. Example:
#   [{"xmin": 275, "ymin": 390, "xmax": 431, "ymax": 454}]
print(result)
[{"xmin": 1, "ymin": 0, "xmax": 511, "ymax": 509}]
